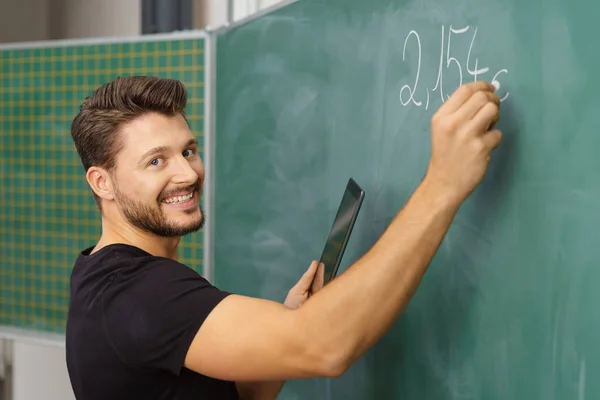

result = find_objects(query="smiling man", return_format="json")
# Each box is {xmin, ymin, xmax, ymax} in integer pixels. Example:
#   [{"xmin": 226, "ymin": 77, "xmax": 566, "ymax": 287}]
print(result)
[
  {"xmin": 65, "ymin": 75, "xmax": 502, "ymax": 400},
  {"xmin": 65, "ymin": 76, "xmax": 324, "ymax": 399}
]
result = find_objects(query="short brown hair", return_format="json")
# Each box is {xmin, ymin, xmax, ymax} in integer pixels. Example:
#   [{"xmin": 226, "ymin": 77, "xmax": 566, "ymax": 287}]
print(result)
[{"xmin": 70, "ymin": 76, "xmax": 188, "ymax": 209}]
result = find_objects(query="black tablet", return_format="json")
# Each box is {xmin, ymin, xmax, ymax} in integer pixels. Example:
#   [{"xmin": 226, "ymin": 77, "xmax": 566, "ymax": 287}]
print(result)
[{"xmin": 312, "ymin": 178, "xmax": 365, "ymax": 291}]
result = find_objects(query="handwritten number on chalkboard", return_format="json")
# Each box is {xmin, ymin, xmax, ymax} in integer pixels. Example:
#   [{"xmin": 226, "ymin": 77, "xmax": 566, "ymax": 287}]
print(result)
[
  {"xmin": 432, "ymin": 26, "xmax": 445, "ymax": 103},
  {"xmin": 492, "ymin": 69, "xmax": 509, "ymax": 101},
  {"xmin": 400, "ymin": 30, "xmax": 423, "ymax": 107},
  {"xmin": 401, "ymin": 25, "xmax": 510, "ymax": 109},
  {"xmin": 446, "ymin": 25, "xmax": 468, "ymax": 94},
  {"xmin": 466, "ymin": 27, "xmax": 490, "ymax": 81},
  {"xmin": 435, "ymin": 25, "xmax": 469, "ymax": 101}
]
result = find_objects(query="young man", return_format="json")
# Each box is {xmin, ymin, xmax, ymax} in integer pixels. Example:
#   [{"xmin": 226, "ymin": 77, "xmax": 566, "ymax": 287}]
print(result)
[{"xmin": 65, "ymin": 76, "xmax": 502, "ymax": 400}]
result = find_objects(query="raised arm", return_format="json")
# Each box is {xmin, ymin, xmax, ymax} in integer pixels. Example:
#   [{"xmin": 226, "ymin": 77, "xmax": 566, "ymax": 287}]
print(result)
[{"xmin": 185, "ymin": 81, "xmax": 502, "ymax": 383}]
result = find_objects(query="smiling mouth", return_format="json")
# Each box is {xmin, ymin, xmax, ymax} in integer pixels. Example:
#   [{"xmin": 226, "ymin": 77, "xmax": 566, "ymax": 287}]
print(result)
[
  {"xmin": 162, "ymin": 192, "xmax": 194, "ymax": 204},
  {"xmin": 160, "ymin": 182, "xmax": 200, "ymax": 206}
]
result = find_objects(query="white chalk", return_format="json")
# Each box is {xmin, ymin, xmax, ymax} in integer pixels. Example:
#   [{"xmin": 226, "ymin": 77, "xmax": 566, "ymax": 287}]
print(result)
[{"xmin": 492, "ymin": 80, "xmax": 500, "ymax": 91}]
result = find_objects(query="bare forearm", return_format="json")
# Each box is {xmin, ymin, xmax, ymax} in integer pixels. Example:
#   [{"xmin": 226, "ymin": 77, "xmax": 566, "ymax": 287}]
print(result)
[{"xmin": 299, "ymin": 178, "xmax": 462, "ymax": 371}]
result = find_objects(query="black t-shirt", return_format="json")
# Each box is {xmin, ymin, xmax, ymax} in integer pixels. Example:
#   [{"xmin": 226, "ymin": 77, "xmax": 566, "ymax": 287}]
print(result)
[{"xmin": 66, "ymin": 243, "xmax": 239, "ymax": 400}]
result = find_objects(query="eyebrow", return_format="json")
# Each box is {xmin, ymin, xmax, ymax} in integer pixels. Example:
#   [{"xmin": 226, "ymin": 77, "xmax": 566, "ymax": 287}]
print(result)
[{"xmin": 137, "ymin": 138, "xmax": 199, "ymax": 165}]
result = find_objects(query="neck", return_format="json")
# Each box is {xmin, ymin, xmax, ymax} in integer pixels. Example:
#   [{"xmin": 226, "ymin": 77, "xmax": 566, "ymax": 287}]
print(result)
[{"xmin": 94, "ymin": 216, "xmax": 181, "ymax": 260}]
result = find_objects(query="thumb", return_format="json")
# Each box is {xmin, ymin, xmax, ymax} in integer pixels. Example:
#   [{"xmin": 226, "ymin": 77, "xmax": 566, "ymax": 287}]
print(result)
[{"xmin": 482, "ymin": 129, "xmax": 503, "ymax": 151}]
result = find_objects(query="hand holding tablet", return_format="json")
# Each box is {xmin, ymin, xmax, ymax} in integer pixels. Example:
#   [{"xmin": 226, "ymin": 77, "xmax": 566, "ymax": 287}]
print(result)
[{"xmin": 310, "ymin": 178, "xmax": 365, "ymax": 295}]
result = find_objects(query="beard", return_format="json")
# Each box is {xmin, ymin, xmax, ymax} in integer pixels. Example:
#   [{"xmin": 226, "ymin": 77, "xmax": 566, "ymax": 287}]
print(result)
[{"xmin": 114, "ymin": 184, "xmax": 205, "ymax": 237}]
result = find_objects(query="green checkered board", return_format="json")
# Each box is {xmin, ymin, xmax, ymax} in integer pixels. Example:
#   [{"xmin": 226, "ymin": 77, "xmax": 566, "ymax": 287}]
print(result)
[{"xmin": 0, "ymin": 36, "xmax": 206, "ymax": 335}]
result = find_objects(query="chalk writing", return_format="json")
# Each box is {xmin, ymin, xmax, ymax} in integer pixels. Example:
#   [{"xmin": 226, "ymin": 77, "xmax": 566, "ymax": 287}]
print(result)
[{"xmin": 400, "ymin": 25, "xmax": 510, "ymax": 110}]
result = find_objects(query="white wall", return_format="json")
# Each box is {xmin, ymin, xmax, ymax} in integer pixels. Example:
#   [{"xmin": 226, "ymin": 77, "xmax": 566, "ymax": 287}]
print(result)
[
  {"xmin": 258, "ymin": 0, "xmax": 286, "ymax": 11},
  {"xmin": 0, "ymin": 0, "xmax": 141, "ymax": 44},
  {"xmin": 194, "ymin": 0, "xmax": 228, "ymax": 29},
  {"xmin": 193, "ymin": 0, "xmax": 286, "ymax": 28},
  {"xmin": 0, "ymin": 0, "xmax": 49, "ymax": 43},
  {"xmin": 232, "ymin": 0, "xmax": 286, "ymax": 22},
  {"xmin": 52, "ymin": 0, "xmax": 141, "ymax": 39},
  {"xmin": 12, "ymin": 343, "xmax": 73, "ymax": 400}
]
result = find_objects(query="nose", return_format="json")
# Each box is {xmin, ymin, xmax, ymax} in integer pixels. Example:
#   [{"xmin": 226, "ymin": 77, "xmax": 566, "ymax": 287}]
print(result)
[{"xmin": 171, "ymin": 155, "xmax": 200, "ymax": 186}]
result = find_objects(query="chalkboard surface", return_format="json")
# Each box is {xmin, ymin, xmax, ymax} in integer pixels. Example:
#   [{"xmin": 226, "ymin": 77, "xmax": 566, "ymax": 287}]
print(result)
[{"xmin": 214, "ymin": 0, "xmax": 600, "ymax": 398}]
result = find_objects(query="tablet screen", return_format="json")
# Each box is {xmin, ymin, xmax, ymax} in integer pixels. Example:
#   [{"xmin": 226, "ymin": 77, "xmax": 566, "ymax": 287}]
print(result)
[{"xmin": 319, "ymin": 178, "xmax": 365, "ymax": 284}]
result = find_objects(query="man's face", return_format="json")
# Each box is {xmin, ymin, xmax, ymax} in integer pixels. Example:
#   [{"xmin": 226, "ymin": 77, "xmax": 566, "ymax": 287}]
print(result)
[{"xmin": 110, "ymin": 112, "xmax": 205, "ymax": 237}]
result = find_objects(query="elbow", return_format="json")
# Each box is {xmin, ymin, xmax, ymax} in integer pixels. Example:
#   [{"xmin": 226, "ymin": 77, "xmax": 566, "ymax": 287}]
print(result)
[
  {"xmin": 307, "ymin": 344, "xmax": 352, "ymax": 378},
  {"xmin": 320, "ymin": 355, "xmax": 350, "ymax": 378},
  {"xmin": 289, "ymin": 311, "xmax": 353, "ymax": 379}
]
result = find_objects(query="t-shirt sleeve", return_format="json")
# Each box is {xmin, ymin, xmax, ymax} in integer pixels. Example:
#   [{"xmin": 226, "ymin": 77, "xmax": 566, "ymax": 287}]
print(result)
[{"xmin": 102, "ymin": 259, "xmax": 230, "ymax": 375}]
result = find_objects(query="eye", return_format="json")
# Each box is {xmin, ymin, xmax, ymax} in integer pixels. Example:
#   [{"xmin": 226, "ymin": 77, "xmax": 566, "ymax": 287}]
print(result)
[
  {"xmin": 183, "ymin": 148, "xmax": 196, "ymax": 157},
  {"xmin": 149, "ymin": 158, "xmax": 163, "ymax": 167}
]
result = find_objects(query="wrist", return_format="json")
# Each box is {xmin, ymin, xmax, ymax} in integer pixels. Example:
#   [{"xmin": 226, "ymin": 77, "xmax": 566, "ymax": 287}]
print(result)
[{"xmin": 418, "ymin": 173, "xmax": 466, "ymax": 212}]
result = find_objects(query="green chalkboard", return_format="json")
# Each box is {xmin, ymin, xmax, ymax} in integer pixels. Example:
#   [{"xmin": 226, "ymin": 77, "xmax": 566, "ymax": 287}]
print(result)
[
  {"xmin": 0, "ymin": 35, "xmax": 206, "ymax": 335},
  {"xmin": 214, "ymin": 0, "xmax": 600, "ymax": 398}
]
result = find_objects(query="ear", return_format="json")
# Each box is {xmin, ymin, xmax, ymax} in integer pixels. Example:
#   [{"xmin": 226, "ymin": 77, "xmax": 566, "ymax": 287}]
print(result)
[{"xmin": 86, "ymin": 166, "xmax": 115, "ymax": 202}]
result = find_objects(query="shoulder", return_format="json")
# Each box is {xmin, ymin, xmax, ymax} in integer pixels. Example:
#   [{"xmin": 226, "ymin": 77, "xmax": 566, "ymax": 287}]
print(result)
[
  {"xmin": 99, "ymin": 247, "xmax": 230, "ymax": 369},
  {"xmin": 101, "ymin": 246, "xmax": 225, "ymax": 315}
]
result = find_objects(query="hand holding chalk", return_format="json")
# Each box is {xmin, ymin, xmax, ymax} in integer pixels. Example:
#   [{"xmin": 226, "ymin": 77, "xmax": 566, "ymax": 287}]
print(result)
[{"xmin": 426, "ymin": 81, "xmax": 502, "ymax": 202}]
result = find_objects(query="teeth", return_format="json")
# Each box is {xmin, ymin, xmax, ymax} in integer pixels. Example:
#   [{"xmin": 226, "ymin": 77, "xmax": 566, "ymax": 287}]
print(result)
[{"xmin": 163, "ymin": 193, "xmax": 193, "ymax": 204}]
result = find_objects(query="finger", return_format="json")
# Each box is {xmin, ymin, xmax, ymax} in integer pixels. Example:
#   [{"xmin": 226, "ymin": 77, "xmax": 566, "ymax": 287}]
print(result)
[
  {"xmin": 453, "ymin": 91, "xmax": 500, "ymax": 123},
  {"xmin": 437, "ymin": 81, "xmax": 495, "ymax": 116},
  {"xmin": 467, "ymin": 101, "xmax": 500, "ymax": 134},
  {"xmin": 481, "ymin": 129, "xmax": 503, "ymax": 151},
  {"xmin": 316, "ymin": 262, "xmax": 324, "ymax": 286},
  {"xmin": 294, "ymin": 261, "xmax": 319, "ymax": 290},
  {"xmin": 488, "ymin": 111, "xmax": 500, "ymax": 130},
  {"xmin": 305, "ymin": 260, "xmax": 319, "ymax": 277},
  {"xmin": 311, "ymin": 262, "xmax": 325, "ymax": 294}
]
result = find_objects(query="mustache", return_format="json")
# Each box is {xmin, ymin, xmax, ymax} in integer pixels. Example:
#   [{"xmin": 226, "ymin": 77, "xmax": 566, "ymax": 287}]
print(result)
[{"xmin": 159, "ymin": 181, "xmax": 200, "ymax": 201}]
